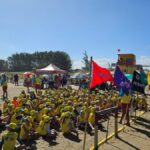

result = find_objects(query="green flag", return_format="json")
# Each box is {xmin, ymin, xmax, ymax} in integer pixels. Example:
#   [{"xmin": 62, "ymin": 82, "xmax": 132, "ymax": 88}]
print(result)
[{"xmin": 140, "ymin": 68, "xmax": 147, "ymax": 85}]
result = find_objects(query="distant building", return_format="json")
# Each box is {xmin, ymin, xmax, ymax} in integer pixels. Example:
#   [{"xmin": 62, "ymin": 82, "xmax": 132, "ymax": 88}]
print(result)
[
  {"xmin": 117, "ymin": 54, "xmax": 136, "ymax": 74},
  {"xmin": 111, "ymin": 54, "xmax": 150, "ymax": 73}
]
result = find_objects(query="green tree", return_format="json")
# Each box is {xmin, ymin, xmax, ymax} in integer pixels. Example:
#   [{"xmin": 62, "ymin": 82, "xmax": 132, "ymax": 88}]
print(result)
[
  {"xmin": 7, "ymin": 51, "xmax": 72, "ymax": 71},
  {"xmin": 0, "ymin": 59, "xmax": 8, "ymax": 71},
  {"xmin": 82, "ymin": 51, "xmax": 89, "ymax": 71}
]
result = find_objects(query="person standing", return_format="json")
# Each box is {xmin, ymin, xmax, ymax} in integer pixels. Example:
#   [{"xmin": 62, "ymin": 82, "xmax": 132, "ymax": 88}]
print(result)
[
  {"xmin": 31, "ymin": 75, "xmax": 36, "ymax": 87},
  {"xmin": 35, "ymin": 74, "xmax": 41, "ymax": 93},
  {"xmin": 14, "ymin": 74, "xmax": 19, "ymax": 86},
  {"xmin": 119, "ymin": 90, "xmax": 131, "ymax": 126},
  {"xmin": 62, "ymin": 74, "xmax": 67, "ymax": 87},
  {"xmin": 48, "ymin": 74, "xmax": 54, "ymax": 89},
  {"xmin": 24, "ymin": 75, "xmax": 31, "ymax": 93},
  {"xmin": 1, "ymin": 74, "xmax": 8, "ymax": 100}
]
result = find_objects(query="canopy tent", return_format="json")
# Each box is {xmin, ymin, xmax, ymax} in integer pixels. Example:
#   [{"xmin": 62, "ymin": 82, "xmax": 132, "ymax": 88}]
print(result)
[{"xmin": 36, "ymin": 64, "xmax": 66, "ymax": 74}]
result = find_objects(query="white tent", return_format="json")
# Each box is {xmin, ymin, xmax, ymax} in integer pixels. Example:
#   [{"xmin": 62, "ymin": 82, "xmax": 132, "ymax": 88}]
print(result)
[{"xmin": 36, "ymin": 64, "xmax": 66, "ymax": 74}]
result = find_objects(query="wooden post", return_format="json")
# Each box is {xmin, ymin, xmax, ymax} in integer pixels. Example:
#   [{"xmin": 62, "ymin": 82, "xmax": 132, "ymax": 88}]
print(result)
[
  {"xmin": 135, "ymin": 93, "xmax": 138, "ymax": 121},
  {"xmin": 94, "ymin": 125, "xmax": 98, "ymax": 150},
  {"xmin": 105, "ymin": 117, "xmax": 109, "ymax": 142},
  {"xmin": 94, "ymin": 112, "xmax": 99, "ymax": 150},
  {"xmin": 114, "ymin": 108, "xmax": 118, "ymax": 137},
  {"xmin": 82, "ymin": 57, "xmax": 93, "ymax": 150}
]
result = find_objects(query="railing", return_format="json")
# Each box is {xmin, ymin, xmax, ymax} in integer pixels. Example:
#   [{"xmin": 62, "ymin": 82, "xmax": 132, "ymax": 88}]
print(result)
[{"xmin": 93, "ymin": 106, "xmax": 118, "ymax": 150}]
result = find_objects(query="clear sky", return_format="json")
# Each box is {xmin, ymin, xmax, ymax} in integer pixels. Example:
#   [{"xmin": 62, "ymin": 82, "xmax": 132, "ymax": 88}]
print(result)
[{"xmin": 0, "ymin": 0, "xmax": 150, "ymax": 68}]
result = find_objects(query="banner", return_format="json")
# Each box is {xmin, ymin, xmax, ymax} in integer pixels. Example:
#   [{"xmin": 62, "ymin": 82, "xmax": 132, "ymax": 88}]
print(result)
[
  {"xmin": 132, "ymin": 71, "xmax": 145, "ymax": 94},
  {"xmin": 147, "ymin": 71, "xmax": 150, "ymax": 85},
  {"xmin": 140, "ymin": 68, "xmax": 147, "ymax": 85},
  {"xmin": 114, "ymin": 66, "xmax": 131, "ymax": 93},
  {"xmin": 90, "ymin": 60, "xmax": 113, "ymax": 89}
]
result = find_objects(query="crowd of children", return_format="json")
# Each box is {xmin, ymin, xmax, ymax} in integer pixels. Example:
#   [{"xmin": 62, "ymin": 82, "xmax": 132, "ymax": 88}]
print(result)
[{"xmin": 0, "ymin": 87, "xmax": 148, "ymax": 149}]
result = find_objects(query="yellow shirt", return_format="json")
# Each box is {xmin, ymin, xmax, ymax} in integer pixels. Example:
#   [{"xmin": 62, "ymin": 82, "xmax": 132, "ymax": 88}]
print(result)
[
  {"xmin": 121, "ymin": 95, "xmax": 131, "ymax": 104},
  {"xmin": 61, "ymin": 117, "xmax": 71, "ymax": 133},
  {"xmin": 36, "ymin": 120, "xmax": 48, "ymax": 135},
  {"xmin": 2, "ymin": 131, "xmax": 18, "ymax": 150},
  {"xmin": 37, "ymin": 110, "xmax": 44, "ymax": 122},
  {"xmin": 19, "ymin": 122, "xmax": 31, "ymax": 139},
  {"xmin": 11, "ymin": 114, "xmax": 20, "ymax": 124},
  {"xmin": 88, "ymin": 112, "xmax": 95, "ymax": 125},
  {"xmin": 35, "ymin": 77, "xmax": 41, "ymax": 85},
  {"xmin": 77, "ymin": 114, "xmax": 86, "ymax": 124}
]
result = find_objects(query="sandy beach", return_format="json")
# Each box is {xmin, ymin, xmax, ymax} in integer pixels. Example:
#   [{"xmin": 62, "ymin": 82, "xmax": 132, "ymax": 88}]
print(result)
[{"xmin": 0, "ymin": 83, "xmax": 149, "ymax": 150}]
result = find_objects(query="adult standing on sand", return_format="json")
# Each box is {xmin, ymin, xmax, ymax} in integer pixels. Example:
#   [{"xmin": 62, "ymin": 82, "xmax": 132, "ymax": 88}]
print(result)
[
  {"xmin": 14, "ymin": 74, "xmax": 19, "ymax": 86},
  {"xmin": 119, "ymin": 90, "xmax": 131, "ymax": 126},
  {"xmin": 24, "ymin": 75, "xmax": 32, "ymax": 93},
  {"xmin": 35, "ymin": 74, "xmax": 41, "ymax": 93},
  {"xmin": 1, "ymin": 74, "xmax": 8, "ymax": 100}
]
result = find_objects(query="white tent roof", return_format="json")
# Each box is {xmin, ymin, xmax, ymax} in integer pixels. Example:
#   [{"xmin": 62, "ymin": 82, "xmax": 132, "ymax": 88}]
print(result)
[{"xmin": 36, "ymin": 64, "xmax": 66, "ymax": 73}]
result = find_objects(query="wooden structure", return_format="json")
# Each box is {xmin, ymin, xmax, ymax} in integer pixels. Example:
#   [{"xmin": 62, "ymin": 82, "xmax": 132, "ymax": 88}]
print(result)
[{"xmin": 117, "ymin": 53, "xmax": 136, "ymax": 74}]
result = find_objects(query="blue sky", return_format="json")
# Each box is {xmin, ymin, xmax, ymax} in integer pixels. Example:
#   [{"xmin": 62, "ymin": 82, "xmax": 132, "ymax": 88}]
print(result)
[{"xmin": 0, "ymin": 0, "xmax": 150, "ymax": 68}]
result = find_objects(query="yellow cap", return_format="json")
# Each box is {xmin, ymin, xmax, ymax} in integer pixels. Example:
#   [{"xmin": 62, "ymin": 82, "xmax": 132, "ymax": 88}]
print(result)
[
  {"xmin": 24, "ymin": 108, "xmax": 28, "ymax": 114},
  {"xmin": 43, "ymin": 107, "xmax": 48, "ymax": 114},
  {"xmin": 30, "ymin": 110, "xmax": 36, "ymax": 115},
  {"xmin": 6, "ymin": 122, "xmax": 17, "ymax": 130},
  {"xmin": 44, "ymin": 116, "xmax": 50, "ymax": 122}
]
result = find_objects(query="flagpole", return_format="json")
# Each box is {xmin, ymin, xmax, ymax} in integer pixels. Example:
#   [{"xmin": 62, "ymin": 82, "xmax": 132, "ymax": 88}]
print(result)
[{"xmin": 82, "ymin": 56, "xmax": 93, "ymax": 150}]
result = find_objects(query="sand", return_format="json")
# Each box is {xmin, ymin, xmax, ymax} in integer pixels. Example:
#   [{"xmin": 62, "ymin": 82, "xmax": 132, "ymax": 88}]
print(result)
[{"xmin": 0, "ymin": 83, "xmax": 149, "ymax": 150}]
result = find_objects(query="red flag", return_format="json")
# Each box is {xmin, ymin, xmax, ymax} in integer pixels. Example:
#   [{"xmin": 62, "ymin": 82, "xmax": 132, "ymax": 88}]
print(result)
[{"xmin": 90, "ymin": 60, "xmax": 113, "ymax": 89}]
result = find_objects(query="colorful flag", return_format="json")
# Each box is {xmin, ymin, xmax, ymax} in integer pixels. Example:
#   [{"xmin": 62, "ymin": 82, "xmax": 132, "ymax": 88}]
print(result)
[
  {"xmin": 147, "ymin": 71, "xmax": 150, "ymax": 85},
  {"xmin": 90, "ymin": 60, "xmax": 113, "ymax": 89},
  {"xmin": 114, "ymin": 66, "xmax": 131, "ymax": 92},
  {"xmin": 140, "ymin": 67, "xmax": 147, "ymax": 85},
  {"xmin": 131, "ymin": 71, "xmax": 145, "ymax": 94}
]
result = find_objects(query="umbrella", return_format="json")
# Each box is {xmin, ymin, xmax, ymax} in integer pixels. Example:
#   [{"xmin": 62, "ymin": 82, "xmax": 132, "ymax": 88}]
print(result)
[
  {"xmin": 23, "ymin": 72, "xmax": 34, "ymax": 77},
  {"xmin": 42, "ymin": 74, "xmax": 49, "ymax": 79}
]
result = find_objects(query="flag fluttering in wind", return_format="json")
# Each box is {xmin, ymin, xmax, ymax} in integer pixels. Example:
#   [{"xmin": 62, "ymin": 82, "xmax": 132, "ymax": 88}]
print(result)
[
  {"xmin": 90, "ymin": 60, "xmax": 113, "ymax": 89},
  {"xmin": 132, "ymin": 71, "xmax": 146, "ymax": 94},
  {"xmin": 147, "ymin": 71, "xmax": 150, "ymax": 85},
  {"xmin": 114, "ymin": 66, "xmax": 131, "ymax": 93},
  {"xmin": 140, "ymin": 67, "xmax": 147, "ymax": 86}
]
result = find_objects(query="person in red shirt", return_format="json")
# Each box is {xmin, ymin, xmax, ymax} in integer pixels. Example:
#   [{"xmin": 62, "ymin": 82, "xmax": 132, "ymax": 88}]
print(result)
[{"xmin": 12, "ymin": 96, "xmax": 20, "ymax": 108}]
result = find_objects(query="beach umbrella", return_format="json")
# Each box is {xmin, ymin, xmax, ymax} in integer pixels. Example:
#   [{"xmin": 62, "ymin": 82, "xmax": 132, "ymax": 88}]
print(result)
[
  {"xmin": 42, "ymin": 74, "xmax": 49, "ymax": 79},
  {"xmin": 23, "ymin": 72, "xmax": 34, "ymax": 77}
]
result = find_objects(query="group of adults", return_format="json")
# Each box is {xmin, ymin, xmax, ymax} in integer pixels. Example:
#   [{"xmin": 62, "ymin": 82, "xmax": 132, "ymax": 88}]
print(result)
[{"xmin": 23, "ymin": 74, "xmax": 68, "ymax": 93}]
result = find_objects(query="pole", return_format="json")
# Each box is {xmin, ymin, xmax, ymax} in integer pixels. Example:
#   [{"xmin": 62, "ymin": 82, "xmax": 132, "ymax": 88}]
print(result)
[
  {"xmin": 135, "ymin": 92, "xmax": 138, "ymax": 121},
  {"xmin": 94, "ymin": 124, "xmax": 98, "ymax": 150},
  {"xmin": 94, "ymin": 112, "xmax": 99, "ymax": 150},
  {"xmin": 114, "ymin": 108, "xmax": 118, "ymax": 137},
  {"xmin": 123, "ymin": 91, "xmax": 131, "ymax": 131},
  {"xmin": 105, "ymin": 116, "xmax": 110, "ymax": 142},
  {"xmin": 82, "ymin": 57, "xmax": 93, "ymax": 150}
]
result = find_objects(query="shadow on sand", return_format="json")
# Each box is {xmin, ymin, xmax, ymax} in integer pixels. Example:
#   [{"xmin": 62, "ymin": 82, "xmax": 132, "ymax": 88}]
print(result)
[
  {"xmin": 117, "ymin": 137, "xmax": 141, "ymax": 150},
  {"xmin": 63, "ymin": 133, "xmax": 81, "ymax": 142},
  {"xmin": 130, "ymin": 125, "xmax": 150, "ymax": 138}
]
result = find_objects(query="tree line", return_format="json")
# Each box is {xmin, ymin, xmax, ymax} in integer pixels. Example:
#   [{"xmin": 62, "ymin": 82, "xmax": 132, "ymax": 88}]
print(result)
[{"xmin": 0, "ymin": 51, "xmax": 72, "ymax": 72}]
